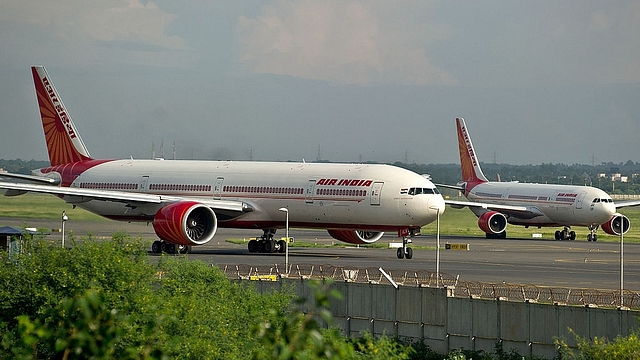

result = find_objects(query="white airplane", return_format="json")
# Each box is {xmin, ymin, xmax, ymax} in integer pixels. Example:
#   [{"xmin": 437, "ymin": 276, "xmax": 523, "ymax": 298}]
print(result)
[
  {"xmin": 0, "ymin": 66, "xmax": 445, "ymax": 259},
  {"xmin": 442, "ymin": 117, "xmax": 640, "ymax": 241}
]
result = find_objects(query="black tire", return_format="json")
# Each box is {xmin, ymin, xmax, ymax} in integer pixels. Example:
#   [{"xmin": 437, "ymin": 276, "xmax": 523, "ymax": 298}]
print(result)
[
  {"xmin": 165, "ymin": 243, "xmax": 177, "ymax": 254},
  {"xmin": 569, "ymin": 231, "xmax": 576, "ymax": 241},
  {"xmin": 555, "ymin": 231, "xmax": 561, "ymax": 240},
  {"xmin": 248, "ymin": 240, "xmax": 258, "ymax": 253},
  {"xmin": 151, "ymin": 241, "xmax": 161, "ymax": 253},
  {"xmin": 405, "ymin": 247, "xmax": 413, "ymax": 259},
  {"xmin": 593, "ymin": 234, "xmax": 597, "ymax": 242},
  {"xmin": 397, "ymin": 248, "xmax": 404, "ymax": 259},
  {"xmin": 263, "ymin": 240, "xmax": 273, "ymax": 253},
  {"xmin": 277, "ymin": 240, "xmax": 286, "ymax": 253},
  {"xmin": 257, "ymin": 240, "xmax": 265, "ymax": 253}
]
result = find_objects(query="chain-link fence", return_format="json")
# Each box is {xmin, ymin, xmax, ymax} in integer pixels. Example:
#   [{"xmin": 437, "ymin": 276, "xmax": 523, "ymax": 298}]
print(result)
[{"xmin": 219, "ymin": 263, "xmax": 640, "ymax": 309}]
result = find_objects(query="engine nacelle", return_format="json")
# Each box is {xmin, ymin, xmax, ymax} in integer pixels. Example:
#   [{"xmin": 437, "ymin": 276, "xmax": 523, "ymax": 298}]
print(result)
[
  {"xmin": 478, "ymin": 211, "xmax": 507, "ymax": 234},
  {"xmin": 153, "ymin": 201, "xmax": 217, "ymax": 246},
  {"xmin": 327, "ymin": 230, "xmax": 384, "ymax": 244},
  {"xmin": 601, "ymin": 213, "xmax": 630, "ymax": 236}
]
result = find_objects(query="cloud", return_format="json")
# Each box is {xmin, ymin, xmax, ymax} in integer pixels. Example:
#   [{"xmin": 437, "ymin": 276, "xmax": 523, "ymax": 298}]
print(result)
[
  {"xmin": 1, "ymin": 0, "xmax": 187, "ymax": 66},
  {"xmin": 236, "ymin": 0, "xmax": 456, "ymax": 86}
]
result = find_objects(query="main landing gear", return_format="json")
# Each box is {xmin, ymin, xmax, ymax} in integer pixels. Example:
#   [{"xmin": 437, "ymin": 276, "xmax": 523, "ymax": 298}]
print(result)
[
  {"xmin": 151, "ymin": 240, "xmax": 191, "ymax": 254},
  {"xmin": 554, "ymin": 227, "xmax": 576, "ymax": 241},
  {"xmin": 247, "ymin": 229, "xmax": 287, "ymax": 254}
]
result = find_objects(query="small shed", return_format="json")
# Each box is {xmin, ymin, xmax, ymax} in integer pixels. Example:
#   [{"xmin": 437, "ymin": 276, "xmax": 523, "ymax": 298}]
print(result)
[{"xmin": 0, "ymin": 226, "xmax": 44, "ymax": 256}]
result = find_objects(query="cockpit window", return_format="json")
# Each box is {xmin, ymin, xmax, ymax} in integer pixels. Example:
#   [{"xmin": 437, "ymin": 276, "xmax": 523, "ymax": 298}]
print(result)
[
  {"xmin": 408, "ymin": 187, "xmax": 439, "ymax": 195},
  {"xmin": 592, "ymin": 198, "xmax": 613, "ymax": 203}
]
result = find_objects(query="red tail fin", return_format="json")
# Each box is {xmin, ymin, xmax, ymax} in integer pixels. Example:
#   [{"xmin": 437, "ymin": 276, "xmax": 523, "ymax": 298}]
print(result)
[
  {"xmin": 456, "ymin": 117, "xmax": 488, "ymax": 183},
  {"xmin": 32, "ymin": 66, "xmax": 92, "ymax": 166}
]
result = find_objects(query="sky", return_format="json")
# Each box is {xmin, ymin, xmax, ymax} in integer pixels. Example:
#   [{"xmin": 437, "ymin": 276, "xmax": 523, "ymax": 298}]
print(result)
[{"xmin": 1, "ymin": 1, "xmax": 639, "ymax": 166}]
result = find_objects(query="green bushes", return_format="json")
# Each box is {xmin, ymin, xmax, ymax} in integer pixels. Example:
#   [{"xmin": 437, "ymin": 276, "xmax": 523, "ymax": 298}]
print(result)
[
  {"xmin": 2, "ymin": 232, "xmax": 638, "ymax": 359},
  {"xmin": 0, "ymin": 233, "xmax": 291, "ymax": 358}
]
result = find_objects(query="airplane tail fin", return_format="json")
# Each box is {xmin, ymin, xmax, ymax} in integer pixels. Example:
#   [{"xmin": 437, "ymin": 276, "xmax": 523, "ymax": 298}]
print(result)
[
  {"xmin": 31, "ymin": 66, "xmax": 93, "ymax": 166},
  {"xmin": 456, "ymin": 117, "xmax": 488, "ymax": 183}
]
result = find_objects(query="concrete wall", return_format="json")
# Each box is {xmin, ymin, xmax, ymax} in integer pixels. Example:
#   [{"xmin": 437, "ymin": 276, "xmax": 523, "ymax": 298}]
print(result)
[{"xmin": 247, "ymin": 279, "xmax": 639, "ymax": 358}]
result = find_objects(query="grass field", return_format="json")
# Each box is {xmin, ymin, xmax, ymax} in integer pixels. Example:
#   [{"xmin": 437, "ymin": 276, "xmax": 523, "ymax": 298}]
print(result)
[{"xmin": 2, "ymin": 193, "xmax": 639, "ymax": 243}]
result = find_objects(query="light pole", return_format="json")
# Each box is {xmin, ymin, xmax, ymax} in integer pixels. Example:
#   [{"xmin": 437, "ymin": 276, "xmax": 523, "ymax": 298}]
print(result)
[
  {"xmin": 278, "ymin": 207, "xmax": 289, "ymax": 270},
  {"xmin": 620, "ymin": 225, "xmax": 624, "ymax": 308},
  {"xmin": 430, "ymin": 206, "xmax": 441, "ymax": 287},
  {"xmin": 61, "ymin": 211, "xmax": 68, "ymax": 248}
]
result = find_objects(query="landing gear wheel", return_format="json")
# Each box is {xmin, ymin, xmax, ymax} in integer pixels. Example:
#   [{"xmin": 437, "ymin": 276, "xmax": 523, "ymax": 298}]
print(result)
[
  {"xmin": 151, "ymin": 241, "xmax": 162, "ymax": 253},
  {"xmin": 165, "ymin": 243, "xmax": 177, "ymax": 254},
  {"xmin": 569, "ymin": 231, "xmax": 576, "ymax": 241},
  {"xmin": 405, "ymin": 247, "xmax": 413, "ymax": 259},
  {"xmin": 396, "ymin": 248, "xmax": 404, "ymax": 259},
  {"xmin": 555, "ymin": 231, "xmax": 561, "ymax": 240},
  {"xmin": 263, "ymin": 240, "xmax": 274, "ymax": 253},
  {"xmin": 277, "ymin": 240, "xmax": 286, "ymax": 253},
  {"xmin": 179, "ymin": 245, "xmax": 190, "ymax": 254},
  {"xmin": 248, "ymin": 240, "xmax": 258, "ymax": 253},
  {"xmin": 593, "ymin": 234, "xmax": 597, "ymax": 242}
]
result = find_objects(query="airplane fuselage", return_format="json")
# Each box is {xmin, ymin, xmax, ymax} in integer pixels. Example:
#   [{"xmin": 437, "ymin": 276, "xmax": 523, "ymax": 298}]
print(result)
[
  {"xmin": 464, "ymin": 181, "xmax": 616, "ymax": 227},
  {"xmin": 36, "ymin": 159, "xmax": 444, "ymax": 231}
]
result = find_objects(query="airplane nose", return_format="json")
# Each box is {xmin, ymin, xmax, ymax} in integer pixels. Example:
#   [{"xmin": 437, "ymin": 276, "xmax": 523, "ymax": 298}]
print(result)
[{"xmin": 427, "ymin": 195, "xmax": 446, "ymax": 219}]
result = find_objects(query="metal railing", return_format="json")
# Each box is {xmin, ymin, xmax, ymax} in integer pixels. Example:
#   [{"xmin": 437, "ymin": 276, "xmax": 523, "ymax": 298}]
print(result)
[{"xmin": 219, "ymin": 263, "xmax": 640, "ymax": 309}]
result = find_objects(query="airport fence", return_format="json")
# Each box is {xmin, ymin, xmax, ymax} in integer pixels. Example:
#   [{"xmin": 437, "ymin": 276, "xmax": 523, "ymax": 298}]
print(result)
[{"xmin": 220, "ymin": 263, "xmax": 640, "ymax": 309}]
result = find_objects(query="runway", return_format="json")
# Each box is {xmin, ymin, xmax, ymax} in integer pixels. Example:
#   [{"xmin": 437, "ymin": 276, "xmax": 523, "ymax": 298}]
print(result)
[{"xmin": 2, "ymin": 217, "xmax": 638, "ymax": 292}]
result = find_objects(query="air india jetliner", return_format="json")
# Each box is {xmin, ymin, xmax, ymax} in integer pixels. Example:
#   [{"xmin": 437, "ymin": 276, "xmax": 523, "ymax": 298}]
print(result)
[
  {"xmin": 0, "ymin": 66, "xmax": 445, "ymax": 259},
  {"xmin": 442, "ymin": 117, "xmax": 640, "ymax": 241}
]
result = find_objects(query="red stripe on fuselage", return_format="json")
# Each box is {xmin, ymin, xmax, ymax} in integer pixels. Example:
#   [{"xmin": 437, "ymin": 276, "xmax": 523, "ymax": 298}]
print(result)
[{"xmin": 40, "ymin": 159, "xmax": 114, "ymax": 187}]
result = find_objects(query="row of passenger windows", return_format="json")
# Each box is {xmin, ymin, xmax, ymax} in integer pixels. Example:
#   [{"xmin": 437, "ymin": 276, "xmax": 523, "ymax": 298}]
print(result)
[
  {"xmin": 81, "ymin": 182, "xmax": 138, "ymax": 190},
  {"xmin": 317, "ymin": 188, "xmax": 367, "ymax": 197},
  {"xmin": 224, "ymin": 186, "xmax": 304, "ymax": 195},
  {"xmin": 150, "ymin": 184, "xmax": 212, "ymax": 192}
]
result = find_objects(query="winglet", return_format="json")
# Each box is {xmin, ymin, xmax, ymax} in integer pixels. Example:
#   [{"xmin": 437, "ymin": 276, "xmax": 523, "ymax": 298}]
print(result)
[
  {"xmin": 456, "ymin": 117, "xmax": 488, "ymax": 183},
  {"xmin": 31, "ymin": 66, "xmax": 92, "ymax": 166}
]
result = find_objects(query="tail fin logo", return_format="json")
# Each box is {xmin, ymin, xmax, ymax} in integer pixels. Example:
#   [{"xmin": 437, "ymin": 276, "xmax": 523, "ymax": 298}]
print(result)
[
  {"xmin": 32, "ymin": 66, "xmax": 92, "ymax": 166},
  {"xmin": 41, "ymin": 76, "xmax": 77, "ymax": 139},
  {"xmin": 456, "ymin": 117, "xmax": 488, "ymax": 183}
]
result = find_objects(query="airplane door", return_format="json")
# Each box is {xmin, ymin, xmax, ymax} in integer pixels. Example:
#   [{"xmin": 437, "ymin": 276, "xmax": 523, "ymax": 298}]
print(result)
[
  {"xmin": 139, "ymin": 176, "xmax": 149, "ymax": 192},
  {"xmin": 213, "ymin": 177, "xmax": 224, "ymax": 200},
  {"xmin": 575, "ymin": 192, "xmax": 586, "ymax": 209},
  {"xmin": 370, "ymin": 182, "xmax": 383, "ymax": 206},
  {"xmin": 305, "ymin": 180, "xmax": 316, "ymax": 203}
]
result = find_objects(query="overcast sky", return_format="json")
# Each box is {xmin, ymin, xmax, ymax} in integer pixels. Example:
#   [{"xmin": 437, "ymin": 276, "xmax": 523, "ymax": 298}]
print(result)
[{"xmin": 1, "ymin": 1, "xmax": 639, "ymax": 165}]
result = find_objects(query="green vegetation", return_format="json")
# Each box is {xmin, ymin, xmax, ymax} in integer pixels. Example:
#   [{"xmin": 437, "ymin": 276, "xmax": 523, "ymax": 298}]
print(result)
[
  {"xmin": 0, "ymin": 232, "xmax": 638, "ymax": 358},
  {"xmin": 0, "ymin": 233, "xmax": 432, "ymax": 359}
]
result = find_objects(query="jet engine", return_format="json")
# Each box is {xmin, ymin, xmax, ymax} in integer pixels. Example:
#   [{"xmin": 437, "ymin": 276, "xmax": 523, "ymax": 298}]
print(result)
[
  {"xmin": 478, "ymin": 211, "xmax": 507, "ymax": 234},
  {"xmin": 601, "ymin": 213, "xmax": 630, "ymax": 236},
  {"xmin": 327, "ymin": 230, "xmax": 384, "ymax": 244},
  {"xmin": 153, "ymin": 201, "xmax": 217, "ymax": 246}
]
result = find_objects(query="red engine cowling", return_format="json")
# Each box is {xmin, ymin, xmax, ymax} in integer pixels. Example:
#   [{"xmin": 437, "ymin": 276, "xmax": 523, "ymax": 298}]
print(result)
[
  {"xmin": 327, "ymin": 230, "xmax": 384, "ymax": 244},
  {"xmin": 601, "ymin": 213, "xmax": 630, "ymax": 236},
  {"xmin": 153, "ymin": 201, "xmax": 217, "ymax": 246},
  {"xmin": 478, "ymin": 211, "xmax": 507, "ymax": 234}
]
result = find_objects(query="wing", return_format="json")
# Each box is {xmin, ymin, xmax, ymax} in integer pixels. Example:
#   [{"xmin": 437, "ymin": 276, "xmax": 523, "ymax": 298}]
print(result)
[
  {"xmin": 614, "ymin": 199, "xmax": 640, "ymax": 209},
  {"xmin": 0, "ymin": 181, "xmax": 252, "ymax": 213},
  {"xmin": 0, "ymin": 172, "xmax": 59, "ymax": 185},
  {"xmin": 445, "ymin": 199, "xmax": 544, "ymax": 219}
]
